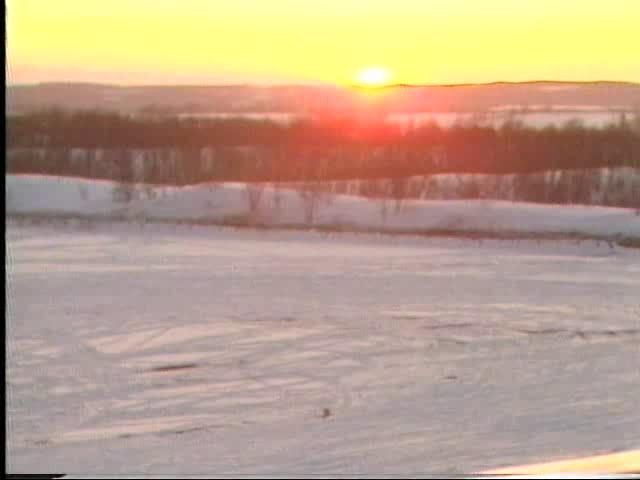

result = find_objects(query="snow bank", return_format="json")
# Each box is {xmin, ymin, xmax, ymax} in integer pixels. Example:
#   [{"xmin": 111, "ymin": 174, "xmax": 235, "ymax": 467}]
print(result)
[
  {"xmin": 277, "ymin": 167, "xmax": 640, "ymax": 209},
  {"xmin": 6, "ymin": 174, "xmax": 640, "ymax": 240}
]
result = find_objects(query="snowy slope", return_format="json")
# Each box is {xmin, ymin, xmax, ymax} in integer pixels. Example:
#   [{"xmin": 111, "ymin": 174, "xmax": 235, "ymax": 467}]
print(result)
[{"xmin": 6, "ymin": 174, "xmax": 640, "ymax": 240}]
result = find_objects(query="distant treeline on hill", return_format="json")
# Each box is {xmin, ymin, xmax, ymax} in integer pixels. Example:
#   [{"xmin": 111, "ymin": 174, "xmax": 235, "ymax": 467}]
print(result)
[{"xmin": 6, "ymin": 109, "xmax": 640, "ymax": 184}]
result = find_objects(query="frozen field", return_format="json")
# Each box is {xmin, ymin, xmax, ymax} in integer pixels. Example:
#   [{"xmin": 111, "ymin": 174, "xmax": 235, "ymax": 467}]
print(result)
[{"xmin": 6, "ymin": 220, "xmax": 640, "ymax": 475}]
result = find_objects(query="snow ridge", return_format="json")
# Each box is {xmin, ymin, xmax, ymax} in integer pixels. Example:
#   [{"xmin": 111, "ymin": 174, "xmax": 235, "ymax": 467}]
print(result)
[{"xmin": 6, "ymin": 174, "xmax": 640, "ymax": 241}]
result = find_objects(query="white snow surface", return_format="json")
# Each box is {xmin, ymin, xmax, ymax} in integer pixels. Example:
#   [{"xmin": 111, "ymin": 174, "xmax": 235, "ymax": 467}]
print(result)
[
  {"xmin": 6, "ymin": 174, "xmax": 640, "ymax": 240},
  {"xmin": 6, "ymin": 220, "xmax": 640, "ymax": 475}
]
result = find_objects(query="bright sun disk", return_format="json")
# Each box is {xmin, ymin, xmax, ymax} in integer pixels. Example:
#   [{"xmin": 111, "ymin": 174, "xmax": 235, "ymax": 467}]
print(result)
[{"xmin": 356, "ymin": 67, "xmax": 391, "ymax": 87}]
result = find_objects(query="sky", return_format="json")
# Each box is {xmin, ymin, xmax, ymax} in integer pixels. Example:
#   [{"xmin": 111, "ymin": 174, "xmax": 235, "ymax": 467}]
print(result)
[{"xmin": 7, "ymin": 0, "xmax": 640, "ymax": 86}]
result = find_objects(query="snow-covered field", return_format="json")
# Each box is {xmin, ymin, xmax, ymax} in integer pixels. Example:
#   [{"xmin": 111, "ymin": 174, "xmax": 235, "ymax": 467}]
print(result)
[
  {"xmin": 6, "ymin": 174, "xmax": 640, "ymax": 243},
  {"xmin": 6, "ymin": 220, "xmax": 640, "ymax": 475},
  {"xmin": 177, "ymin": 110, "xmax": 637, "ymax": 129}
]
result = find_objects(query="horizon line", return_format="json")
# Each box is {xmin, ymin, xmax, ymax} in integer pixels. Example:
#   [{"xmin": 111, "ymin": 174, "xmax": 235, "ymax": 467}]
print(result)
[{"xmin": 7, "ymin": 79, "xmax": 640, "ymax": 89}]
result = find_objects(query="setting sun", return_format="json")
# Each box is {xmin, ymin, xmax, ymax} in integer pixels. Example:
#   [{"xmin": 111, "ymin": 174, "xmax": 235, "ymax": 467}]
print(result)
[{"xmin": 356, "ymin": 67, "xmax": 392, "ymax": 87}]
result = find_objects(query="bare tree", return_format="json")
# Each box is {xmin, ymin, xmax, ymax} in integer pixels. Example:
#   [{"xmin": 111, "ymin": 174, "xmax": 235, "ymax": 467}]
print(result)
[
  {"xmin": 391, "ymin": 177, "xmax": 409, "ymax": 213},
  {"xmin": 632, "ymin": 181, "xmax": 640, "ymax": 214},
  {"xmin": 112, "ymin": 181, "xmax": 135, "ymax": 205},
  {"xmin": 272, "ymin": 182, "xmax": 283, "ymax": 214},
  {"xmin": 379, "ymin": 182, "xmax": 390, "ymax": 225},
  {"xmin": 361, "ymin": 178, "xmax": 389, "ymax": 226},
  {"xmin": 299, "ymin": 181, "xmax": 323, "ymax": 225},
  {"xmin": 246, "ymin": 182, "xmax": 265, "ymax": 221}
]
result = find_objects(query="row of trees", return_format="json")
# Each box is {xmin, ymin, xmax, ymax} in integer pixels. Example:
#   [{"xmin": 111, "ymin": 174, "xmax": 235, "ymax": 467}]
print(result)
[{"xmin": 6, "ymin": 109, "xmax": 640, "ymax": 182}]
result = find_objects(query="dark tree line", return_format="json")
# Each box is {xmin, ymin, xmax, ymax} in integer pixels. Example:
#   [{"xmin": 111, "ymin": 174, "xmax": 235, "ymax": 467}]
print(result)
[{"xmin": 6, "ymin": 109, "xmax": 640, "ymax": 184}]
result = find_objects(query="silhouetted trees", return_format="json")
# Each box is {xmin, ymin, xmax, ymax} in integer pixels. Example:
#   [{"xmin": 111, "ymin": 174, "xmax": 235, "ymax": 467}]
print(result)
[{"xmin": 6, "ymin": 109, "xmax": 640, "ymax": 184}]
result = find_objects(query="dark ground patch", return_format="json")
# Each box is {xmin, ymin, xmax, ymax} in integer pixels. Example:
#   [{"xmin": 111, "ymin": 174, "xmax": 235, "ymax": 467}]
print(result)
[{"xmin": 148, "ymin": 363, "xmax": 199, "ymax": 373}]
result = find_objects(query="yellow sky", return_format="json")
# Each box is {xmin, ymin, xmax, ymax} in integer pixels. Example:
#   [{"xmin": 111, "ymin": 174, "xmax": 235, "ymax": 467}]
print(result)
[{"xmin": 7, "ymin": 0, "xmax": 640, "ymax": 85}]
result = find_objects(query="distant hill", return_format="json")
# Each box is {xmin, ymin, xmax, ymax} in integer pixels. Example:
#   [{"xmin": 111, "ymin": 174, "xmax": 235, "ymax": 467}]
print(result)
[{"xmin": 6, "ymin": 81, "xmax": 640, "ymax": 115}]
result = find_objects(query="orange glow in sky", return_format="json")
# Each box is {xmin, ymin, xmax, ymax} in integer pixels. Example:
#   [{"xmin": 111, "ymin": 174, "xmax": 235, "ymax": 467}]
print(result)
[{"xmin": 6, "ymin": 0, "xmax": 640, "ymax": 86}]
